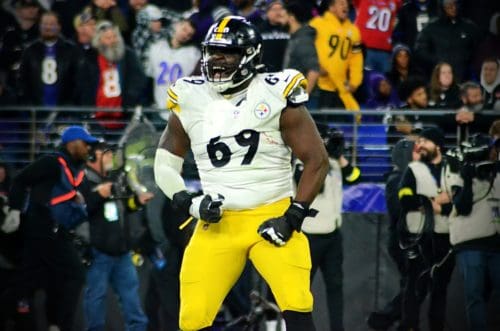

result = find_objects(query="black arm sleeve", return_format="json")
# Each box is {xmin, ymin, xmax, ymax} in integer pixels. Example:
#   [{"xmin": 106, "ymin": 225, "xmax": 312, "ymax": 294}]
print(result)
[{"xmin": 398, "ymin": 167, "xmax": 422, "ymax": 212}]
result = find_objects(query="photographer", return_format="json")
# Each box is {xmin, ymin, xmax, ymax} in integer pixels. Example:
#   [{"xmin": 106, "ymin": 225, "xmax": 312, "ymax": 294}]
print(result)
[
  {"xmin": 397, "ymin": 127, "xmax": 455, "ymax": 331},
  {"xmin": 80, "ymin": 142, "xmax": 153, "ymax": 331},
  {"xmin": 294, "ymin": 124, "xmax": 360, "ymax": 331},
  {"xmin": 6, "ymin": 125, "xmax": 97, "ymax": 331},
  {"xmin": 445, "ymin": 134, "xmax": 500, "ymax": 331}
]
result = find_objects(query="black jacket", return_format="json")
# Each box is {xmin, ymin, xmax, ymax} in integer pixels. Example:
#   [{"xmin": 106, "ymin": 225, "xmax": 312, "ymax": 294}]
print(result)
[
  {"xmin": 392, "ymin": 0, "xmax": 438, "ymax": 51},
  {"xmin": 9, "ymin": 150, "xmax": 86, "ymax": 238},
  {"xmin": 74, "ymin": 47, "xmax": 147, "ymax": 107},
  {"xmin": 18, "ymin": 38, "xmax": 80, "ymax": 105},
  {"xmin": 80, "ymin": 167, "xmax": 145, "ymax": 256},
  {"xmin": 414, "ymin": 15, "xmax": 481, "ymax": 81},
  {"xmin": 283, "ymin": 25, "xmax": 319, "ymax": 77}
]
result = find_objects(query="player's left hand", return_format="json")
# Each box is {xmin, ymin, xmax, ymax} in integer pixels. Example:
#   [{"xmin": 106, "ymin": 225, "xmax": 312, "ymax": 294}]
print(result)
[
  {"xmin": 258, "ymin": 216, "xmax": 293, "ymax": 247},
  {"xmin": 258, "ymin": 201, "xmax": 317, "ymax": 247}
]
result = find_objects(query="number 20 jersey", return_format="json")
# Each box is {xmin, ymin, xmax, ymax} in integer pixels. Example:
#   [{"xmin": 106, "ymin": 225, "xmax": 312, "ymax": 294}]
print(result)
[{"xmin": 167, "ymin": 69, "xmax": 307, "ymax": 210}]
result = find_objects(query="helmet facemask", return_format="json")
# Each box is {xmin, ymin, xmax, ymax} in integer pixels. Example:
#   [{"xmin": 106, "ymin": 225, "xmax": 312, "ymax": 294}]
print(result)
[{"xmin": 201, "ymin": 43, "xmax": 261, "ymax": 93}]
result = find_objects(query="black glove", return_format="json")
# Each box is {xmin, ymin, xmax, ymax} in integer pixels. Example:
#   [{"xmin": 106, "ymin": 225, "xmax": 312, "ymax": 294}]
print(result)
[
  {"xmin": 258, "ymin": 201, "xmax": 317, "ymax": 247},
  {"xmin": 171, "ymin": 190, "xmax": 224, "ymax": 223}
]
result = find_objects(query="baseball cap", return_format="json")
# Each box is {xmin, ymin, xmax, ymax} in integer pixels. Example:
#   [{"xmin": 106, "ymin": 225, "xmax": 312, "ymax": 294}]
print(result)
[
  {"xmin": 73, "ymin": 8, "xmax": 95, "ymax": 28},
  {"xmin": 419, "ymin": 127, "xmax": 445, "ymax": 149},
  {"xmin": 61, "ymin": 126, "xmax": 99, "ymax": 144},
  {"xmin": 143, "ymin": 4, "xmax": 162, "ymax": 21}
]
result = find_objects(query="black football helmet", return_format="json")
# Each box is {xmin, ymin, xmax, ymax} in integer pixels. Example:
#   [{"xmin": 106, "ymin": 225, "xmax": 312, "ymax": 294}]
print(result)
[{"xmin": 201, "ymin": 16, "xmax": 263, "ymax": 93}]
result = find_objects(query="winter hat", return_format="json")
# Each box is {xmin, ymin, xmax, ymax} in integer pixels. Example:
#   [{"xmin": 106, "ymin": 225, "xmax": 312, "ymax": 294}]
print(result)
[
  {"xmin": 391, "ymin": 139, "xmax": 415, "ymax": 171},
  {"xmin": 419, "ymin": 127, "xmax": 445, "ymax": 149}
]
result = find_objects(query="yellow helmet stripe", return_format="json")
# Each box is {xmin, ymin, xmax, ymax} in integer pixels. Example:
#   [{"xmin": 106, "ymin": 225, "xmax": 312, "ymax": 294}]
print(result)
[
  {"xmin": 215, "ymin": 16, "xmax": 232, "ymax": 40},
  {"xmin": 283, "ymin": 73, "xmax": 306, "ymax": 98}
]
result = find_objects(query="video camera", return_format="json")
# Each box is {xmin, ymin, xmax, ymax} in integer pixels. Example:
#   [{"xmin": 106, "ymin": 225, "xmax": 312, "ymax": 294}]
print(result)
[
  {"xmin": 316, "ymin": 123, "xmax": 345, "ymax": 159},
  {"xmin": 445, "ymin": 134, "xmax": 498, "ymax": 181}
]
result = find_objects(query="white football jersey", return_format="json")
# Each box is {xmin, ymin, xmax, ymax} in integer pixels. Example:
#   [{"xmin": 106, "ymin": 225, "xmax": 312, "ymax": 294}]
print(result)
[
  {"xmin": 167, "ymin": 69, "xmax": 308, "ymax": 210},
  {"xmin": 146, "ymin": 39, "xmax": 201, "ymax": 115}
]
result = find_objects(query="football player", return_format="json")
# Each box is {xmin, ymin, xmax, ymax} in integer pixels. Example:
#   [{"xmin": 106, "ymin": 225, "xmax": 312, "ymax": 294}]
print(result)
[{"xmin": 154, "ymin": 16, "xmax": 329, "ymax": 331}]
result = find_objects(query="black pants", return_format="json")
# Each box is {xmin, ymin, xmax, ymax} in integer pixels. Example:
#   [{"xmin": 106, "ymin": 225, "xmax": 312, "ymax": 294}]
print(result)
[
  {"xmin": 307, "ymin": 229, "xmax": 344, "ymax": 331},
  {"xmin": 145, "ymin": 244, "xmax": 184, "ymax": 331},
  {"xmin": 400, "ymin": 233, "xmax": 455, "ymax": 331},
  {"xmin": 13, "ymin": 231, "xmax": 86, "ymax": 331}
]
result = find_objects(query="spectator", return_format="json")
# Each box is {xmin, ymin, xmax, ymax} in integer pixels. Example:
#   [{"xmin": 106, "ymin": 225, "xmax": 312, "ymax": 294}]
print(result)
[
  {"xmin": 145, "ymin": 18, "xmax": 200, "ymax": 119},
  {"xmin": 310, "ymin": 0, "xmax": 363, "ymax": 121},
  {"xmin": 386, "ymin": 77, "xmax": 428, "ymax": 144},
  {"xmin": 0, "ymin": 0, "xmax": 41, "ymax": 89},
  {"xmin": 490, "ymin": 119, "xmax": 500, "ymax": 143},
  {"xmin": 385, "ymin": 43, "xmax": 423, "ymax": 95},
  {"xmin": 230, "ymin": 0, "xmax": 264, "ymax": 25},
  {"xmin": 256, "ymin": 0, "xmax": 289, "ymax": 72},
  {"xmin": 125, "ymin": 0, "xmax": 149, "ymax": 42},
  {"xmin": 472, "ymin": 12, "xmax": 500, "ymax": 76},
  {"xmin": 391, "ymin": 0, "xmax": 438, "ymax": 51},
  {"xmin": 282, "ymin": 1, "xmax": 319, "ymax": 106},
  {"xmin": 132, "ymin": 4, "xmax": 169, "ymax": 71},
  {"xmin": 479, "ymin": 57, "xmax": 500, "ymax": 110},
  {"xmin": 414, "ymin": 0, "xmax": 481, "ymax": 81},
  {"xmin": 365, "ymin": 73, "xmax": 401, "ymax": 111},
  {"xmin": 18, "ymin": 11, "xmax": 80, "ymax": 107},
  {"xmin": 353, "ymin": 0, "xmax": 402, "ymax": 73},
  {"xmin": 454, "ymin": 81, "xmax": 490, "ymax": 139},
  {"xmin": 88, "ymin": 0, "xmax": 128, "ymax": 34},
  {"xmin": 73, "ymin": 7, "xmax": 97, "ymax": 53},
  {"xmin": 75, "ymin": 21, "xmax": 147, "ymax": 130},
  {"xmin": 188, "ymin": 0, "xmax": 232, "ymax": 44},
  {"xmin": 80, "ymin": 142, "xmax": 152, "ymax": 331},
  {"xmin": 427, "ymin": 62, "xmax": 462, "ymax": 110},
  {"xmin": 6, "ymin": 125, "xmax": 97, "ymax": 331}
]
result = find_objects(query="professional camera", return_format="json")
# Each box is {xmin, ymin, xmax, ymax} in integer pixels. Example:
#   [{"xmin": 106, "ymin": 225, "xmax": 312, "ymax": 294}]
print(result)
[
  {"xmin": 316, "ymin": 123, "xmax": 345, "ymax": 159},
  {"xmin": 446, "ymin": 134, "xmax": 497, "ymax": 181}
]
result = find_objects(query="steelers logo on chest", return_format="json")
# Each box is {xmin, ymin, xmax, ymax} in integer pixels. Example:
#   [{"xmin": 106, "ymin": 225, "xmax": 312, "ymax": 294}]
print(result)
[{"xmin": 254, "ymin": 102, "xmax": 271, "ymax": 120}]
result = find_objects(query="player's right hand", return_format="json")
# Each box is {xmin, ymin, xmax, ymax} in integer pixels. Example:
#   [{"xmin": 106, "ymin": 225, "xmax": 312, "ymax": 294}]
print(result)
[{"xmin": 189, "ymin": 194, "xmax": 225, "ymax": 223}]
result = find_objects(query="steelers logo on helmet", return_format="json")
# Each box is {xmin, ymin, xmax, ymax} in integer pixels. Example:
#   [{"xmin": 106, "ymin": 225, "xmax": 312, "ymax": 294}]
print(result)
[{"xmin": 201, "ymin": 16, "xmax": 263, "ymax": 93}]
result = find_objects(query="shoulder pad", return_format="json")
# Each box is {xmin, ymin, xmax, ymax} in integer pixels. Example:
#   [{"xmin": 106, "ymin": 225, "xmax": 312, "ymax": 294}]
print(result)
[
  {"xmin": 166, "ymin": 76, "xmax": 207, "ymax": 113},
  {"xmin": 260, "ymin": 69, "xmax": 309, "ymax": 104}
]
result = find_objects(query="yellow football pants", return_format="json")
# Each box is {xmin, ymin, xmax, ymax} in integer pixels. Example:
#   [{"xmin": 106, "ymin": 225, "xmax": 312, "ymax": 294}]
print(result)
[{"xmin": 178, "ymin": 197, "xmax": 313, "ymax": 331}]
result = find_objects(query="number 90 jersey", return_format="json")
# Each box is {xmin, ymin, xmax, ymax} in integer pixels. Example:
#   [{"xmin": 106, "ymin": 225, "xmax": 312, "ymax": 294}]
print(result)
[{"xmin": 167, "ymin": 69, "xmax": 308, "ymax": 210}]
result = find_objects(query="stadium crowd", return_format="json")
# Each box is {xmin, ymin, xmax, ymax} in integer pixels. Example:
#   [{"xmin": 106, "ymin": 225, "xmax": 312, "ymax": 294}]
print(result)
[{"xmin": 0, "ymin": 0, "xmax": 499, "ymax": 330}]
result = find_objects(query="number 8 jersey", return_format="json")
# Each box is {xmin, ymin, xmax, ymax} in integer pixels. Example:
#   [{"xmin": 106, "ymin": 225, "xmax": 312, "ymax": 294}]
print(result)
[{"xmin": 167, "ymin": 69, "xmax": 308, "ymax": 210}]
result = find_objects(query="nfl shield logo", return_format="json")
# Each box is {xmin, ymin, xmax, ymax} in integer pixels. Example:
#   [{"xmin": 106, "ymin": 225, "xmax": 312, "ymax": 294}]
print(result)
[{"xmin": 254, "ymin": 102, "xmax": 271, "ymax": 119}]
